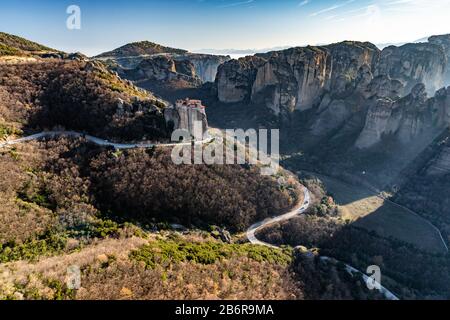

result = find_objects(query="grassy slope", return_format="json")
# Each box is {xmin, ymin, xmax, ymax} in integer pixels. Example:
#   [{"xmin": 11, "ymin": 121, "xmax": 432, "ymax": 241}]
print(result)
[{"xmin": 0, "ymin": 32, "xmax": 56, "ymax": 56}]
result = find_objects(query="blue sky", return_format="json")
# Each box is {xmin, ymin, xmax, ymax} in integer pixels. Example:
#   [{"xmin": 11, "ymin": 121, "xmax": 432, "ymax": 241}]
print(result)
[{"xmin": 0, "ymin": 0, "xmax": 449, "ymax": 56}]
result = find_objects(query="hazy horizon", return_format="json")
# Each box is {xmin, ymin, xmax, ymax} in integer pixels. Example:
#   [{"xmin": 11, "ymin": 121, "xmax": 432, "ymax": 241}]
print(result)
[{"xmin": 1, "ymin": 0, "xmax": 450, "ymax": 56}]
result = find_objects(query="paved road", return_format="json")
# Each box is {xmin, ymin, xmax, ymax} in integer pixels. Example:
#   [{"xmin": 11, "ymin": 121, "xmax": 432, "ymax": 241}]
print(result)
[
  {"xmin": 246, "ymin": 186, "xmax": 399, "ymax": 300},
  {"xmin": 0, "ymin": 131, "xmax": 212, "ymax": 149},
  {"xmin": 1, "ymin": 131, "xmax": 398, "ymax": 300},
  {"xmin": 246, "ymin": 187, "xmax": 310, "ymax": 249}
]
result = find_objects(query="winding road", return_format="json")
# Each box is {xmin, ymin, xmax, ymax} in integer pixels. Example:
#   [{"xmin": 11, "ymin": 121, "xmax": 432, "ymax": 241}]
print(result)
[
  {"xmin": 0, "ymin": 131, "xmax": 212, "ymax": 150},
  {"xmin": 247, "ymin": 187, "xmax": 310, "ymax": 249},
  {"xmin": 1, "ymin": 131, "xmax": 399, "ymax": 300},
  {"xmin": 246, "ymin": 186, "xmax": 400, "ymax": 300}
]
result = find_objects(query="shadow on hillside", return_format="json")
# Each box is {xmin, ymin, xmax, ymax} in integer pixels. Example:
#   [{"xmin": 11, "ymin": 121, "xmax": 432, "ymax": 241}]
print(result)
[{"xmin": 297, "ymin": 170, "xmax": 447, "ymax": 253}]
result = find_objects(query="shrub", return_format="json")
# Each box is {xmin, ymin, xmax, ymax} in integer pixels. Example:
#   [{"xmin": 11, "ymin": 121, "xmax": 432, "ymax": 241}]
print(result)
[
  {"xmin": 0, "ymin": 231, "xmax": 68, "ymax": 263},
  {"xmin": 129, "ymin": 239, "xmax": 293, "ymax": 270}
]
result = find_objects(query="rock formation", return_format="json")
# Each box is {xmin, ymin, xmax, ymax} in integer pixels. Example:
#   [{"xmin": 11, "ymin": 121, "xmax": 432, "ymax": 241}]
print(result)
[
  {"xmin": 251, "ymin": 46, "xmax": 332, "ymax": 114},
  {"xmin": 327, "ymin": 41, "xmax": 380, "ymax": 94},
  {"xmin": 215, "ymin": 35, "xmax": 450, "ymax": 158},
  {"xmin": 428, "ymin": 34, "xmax": 450, "ymax": 85},
  {"xmin": 216, "ymin": 41, "xmax": 380, "ymax": 115},
  {"xmin": 164, "ymin": 99, "xmax": 209, "ymax": 140},
  {"xmin": 375, "ymin": 43, "xmax": 447, "ymax": 96},
  {"xmin": 216, "ymin": 56, "xmax": 266, "ymax": 103},
  {"xmin": 179, "ymin": 54, "xmax": 229, "ymax": 83},
  {"xmin": 95, "ymin": 41, "xmax": 230, "ymax": 84},
  {"xmin": 123, "ymin": 55, "xmax": 202, "ymax": 86},
  {"xmin": 355, "ymin": 84, "xmax": 450, "ymax": 149}
]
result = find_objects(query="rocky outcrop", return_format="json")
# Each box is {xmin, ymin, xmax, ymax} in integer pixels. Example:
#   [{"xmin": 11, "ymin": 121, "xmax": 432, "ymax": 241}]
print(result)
[
  {"xmin": 119, "ymin": 55, "xmax": 202, "ymax": 86},
  {"xmin": 355, "ymin": 84, "xmax": 450, "ymax": 149},
  {"xmin": 251, "ymin": 46, "xmax": 332, "ymax": 114},
  {"xmin": 216, "ymin": 41, "xmax": 380, "ymax": 115},
  {"xmin": 216, "ymin": 56, "xmax": 267, "ymax": 103},
  {"xmin": 363, "ymin": 75, "xmax": 403, "ymax": 99},
  {"xmin": 428, "ymin": 34, "xmax": 450, "ymax": 85},
  {"xmin": 214, "ymin": 37, "xmax": 450, "ymax": 153},
  {"xmin": 310, "ymin": 66, "xmax": 396, "ymax": 137},
  {"xmin": 135, "ymin": 56, "xmax": 177, "ymax": 81},
  {"xmin": 327, "ymin": 41, "xmax": 380, "ymax": 94},
  {"xmin": 164, "ymin": 99, "xmax": 209, "ymax": 140},
  {"xmin": 311, "ymin": 99, "xmax": 353, "ymax": 136},
  {"xmin": 375, "ymin": 43, "xmax": 447, "ymax": 96},
  {"xmin": 354, "ymin": 97, "xmax": 396, "ymax": 149},
  {"xmin": 95, "ymin": 42, "xmax": 229, "ymax": 84},
  {"xmin": 174, "ymin": 59, "xmax": 197, "ymax": 78},
  {"xmin": 180, "ymin": 54, "xmax": 230, "ymax": 83}
]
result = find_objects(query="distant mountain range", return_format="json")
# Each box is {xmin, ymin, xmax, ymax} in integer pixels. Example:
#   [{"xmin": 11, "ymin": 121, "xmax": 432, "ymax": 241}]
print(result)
[
  {"xmin": 194, "ymin": 46, "xmax": 292, "ymax": 57},
  {"xmin": 195, "ymin": 36, "xmax": 436, "ymax": 57}
]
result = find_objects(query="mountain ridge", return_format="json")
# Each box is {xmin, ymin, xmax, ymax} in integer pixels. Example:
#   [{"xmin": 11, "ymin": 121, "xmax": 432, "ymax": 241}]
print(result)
[
  {"xmin": 94, "ymin": 40, "xmax": 188, "ymax": 58},
  {"xmin": 0, "ymin": 32, "xmax": 59, "ymax": 57}
]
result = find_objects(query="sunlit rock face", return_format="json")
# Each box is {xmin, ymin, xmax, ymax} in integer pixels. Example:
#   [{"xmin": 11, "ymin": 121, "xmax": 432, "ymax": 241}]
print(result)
[
  {"xmin": 375, "ymin": 43, "xmax": 447, "ymax": 96},
  {"xmin": 215, "ymin": 36, "xmax": 450, "ymax": 160},
  {"xmin": 250, "ymin": 46, "xmax": 332, "ymax": 114},
  {"xmin": 216, "ymin": 56, "xmax": 266, "ymax": 104},
  {"xmin": 182, "ymin": 54, "xmax": 230, "ymax": 83},
  {"xmin": 216, "ymin": 41, "xmax": 379, "ymax": 116},
  {"xmin": 326, "ymin": 41, "xmax": 380, "ymax": 94},
  {"xmin": 355, "ymin": 84, "xmax": 450, "ymax": 149}
]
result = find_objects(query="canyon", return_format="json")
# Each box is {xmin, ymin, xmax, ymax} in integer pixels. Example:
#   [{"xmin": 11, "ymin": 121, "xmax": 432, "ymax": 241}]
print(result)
[
  {"xmin": 95, "ymin": 41, "xmax": 230, "ymax": 89},
  {"xmin": 3, "ymin": 30, "xmax": 450, "ymax": 300}
]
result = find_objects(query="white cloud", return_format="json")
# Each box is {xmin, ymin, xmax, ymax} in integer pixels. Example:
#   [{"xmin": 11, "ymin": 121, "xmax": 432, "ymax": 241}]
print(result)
[
  {"xmin": 310, "ymin": 0, "xmax": 355, "ymax": 16},
  {"xmin": 298, "ymin": 0, "xmax": 309, "ymax": 7},
  {"xmin": 218, "ymin": 0, "xmax": 255, "ymax": 8}
]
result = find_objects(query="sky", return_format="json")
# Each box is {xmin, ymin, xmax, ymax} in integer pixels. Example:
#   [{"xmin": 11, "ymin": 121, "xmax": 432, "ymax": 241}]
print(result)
[{"xmin": 0, "ymin": 0, "xmax": 450, "ymax": 56}]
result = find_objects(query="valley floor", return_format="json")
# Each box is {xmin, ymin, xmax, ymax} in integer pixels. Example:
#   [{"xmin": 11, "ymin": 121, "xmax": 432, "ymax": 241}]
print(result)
[{"xmin": 304, "ymin": 172, "xmax": 448, "ymax": 254}]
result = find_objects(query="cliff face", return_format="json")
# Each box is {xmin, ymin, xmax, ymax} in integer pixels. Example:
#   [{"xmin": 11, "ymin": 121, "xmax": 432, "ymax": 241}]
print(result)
[
  {"xmin": 214, "ymin": 36, "xmax": 450, "ymax": 159},
  {"xmin": 217, "ymin": 56, "xmax": 267, "ymax": 103},
  {"xmin": 375, "ymin": 43, "xmax": 447, "ymax": 96},
  {"xmin": 122, "ymin": 55, "xmax": 202, "ymax": 86},
  {"xmin": 251, "ymin": 47, "xmax": 332, "ymax": 114},
  {"xmin": 216, "ymin": 42, "xmax": 379, "ymax": 115},
  {"xmin": 310, "ymin": 65, "xmax": 378, "ymax": 136},
  {"xmin": 95, "ymin": 42, "xmax": 229, "ymax": 85},
  {"xmin": 215, "ymin": 38, "xmax": 448, "ymax": 113},
  {"xmin": 181, "ymin": 54, "xmax": 230, "ymax": 83},
  {"xmin": 327, "ymin": 41, "xmax": 380, "ymax": 94},
  {"xmin": 355, "ymin": 84, "xmax": 450, "ymax": 149},
  {"xmin": 428, "ymin": 34, "xmax": 450, "ymax": 85}
]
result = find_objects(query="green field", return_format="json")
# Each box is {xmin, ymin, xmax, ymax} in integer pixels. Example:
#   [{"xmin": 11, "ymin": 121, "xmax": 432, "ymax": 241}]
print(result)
[{"xmin": 316, "ymin": 174, "xmax": 447, "ymax": 254}]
